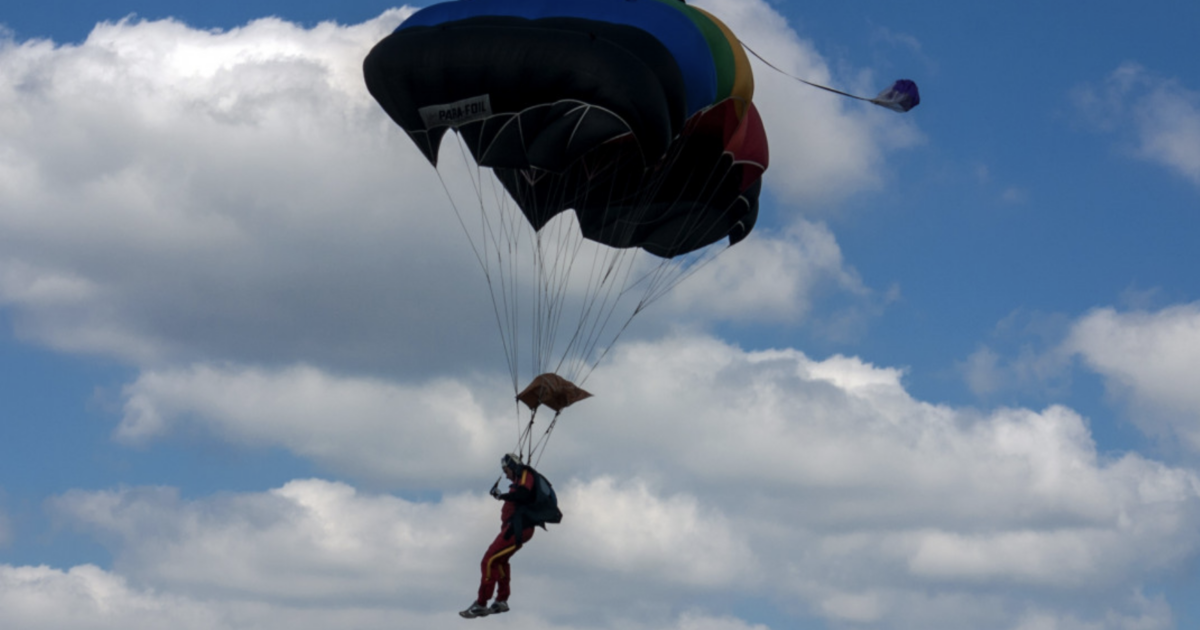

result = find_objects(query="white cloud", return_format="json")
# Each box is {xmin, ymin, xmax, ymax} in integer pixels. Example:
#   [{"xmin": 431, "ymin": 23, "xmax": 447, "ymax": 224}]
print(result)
[
  {"xmin": 0, "ymin": 10, "xmax": 490, "ymax": 371},
  {"xmin": 1133, "ymin": 81, "xmax": 1200, "ymax": 187},
  {"xmin": 0, "ymin": 562, "xmax": 555, "ymax": 630},
  {"xmin": 675, "ymin": 613, "xmax": 771, "ymax": 630},
  {"xmin": 111, "ymin": 332, "xmax": 1200, "ymax": 628},
  {"xmin": 960, "ymin": 301, "xmax": 1200, "ymax": 455},
  {"xmin": 1074, "ymin": 63, "xmax": 1200, "ymax": 188},
  {"xmin": 0, "ymin": 260, "xmax": 98, "ymax": 306},
  {"xmin": 39, "ymin": 478, "xmax": 765, "ymax": 629},
  {"xmin": 664, "ymin": 219, "xmax": 870, "ymax": 324},
  {"xmin": 117, "ymin": 362, "xmax": 511, "ymax": 485},
  {"xmin": 1066, "ymin": 303, "xmax": 1200, "ymax": 452},
  {"xmin": 1, "ymin": 555, "xmax": 784, "ymax": 630},
  {"xmin": 1009, "ymin": 595, "xmax": 1173, "ymax": 630},
  {"xmin": 957, "ymin": 310, "xmax": 1078, "ymax": 401},
  {"xmin": 963, "ymin": 345, "xmax": 1004, "ymax": 396},
  {"xmin": 48, "ymin": 480, "xmax": 491, "ymax": 605},
  {"xmin": 550, "ymin": 477, "xmax": 756, "ymax": 587},
  {"xmin": 0, "ymin": 564, "xmax": 224, "ymax": 630},
  {"xmin": 960, "ymin": 342, "xmax": 1075, "ymax": 400}
]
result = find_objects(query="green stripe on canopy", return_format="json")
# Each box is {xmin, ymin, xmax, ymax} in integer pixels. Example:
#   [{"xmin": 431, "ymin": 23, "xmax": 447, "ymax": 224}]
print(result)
[{"xmin": 650, "ymin": 0, "xmax": 736, "ymax": 102}]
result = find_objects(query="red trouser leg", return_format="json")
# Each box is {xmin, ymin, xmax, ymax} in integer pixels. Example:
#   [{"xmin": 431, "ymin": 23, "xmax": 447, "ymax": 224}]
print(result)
[{"xmin": 476, "ymin": 527, "xmax": 534, "ymax": 605}]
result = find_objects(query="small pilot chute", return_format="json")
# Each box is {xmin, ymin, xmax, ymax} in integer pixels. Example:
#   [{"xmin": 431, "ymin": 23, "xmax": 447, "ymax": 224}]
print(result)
[{"xmin": 870, "ymin": 79, "xmax": 921, "ymax": 113}]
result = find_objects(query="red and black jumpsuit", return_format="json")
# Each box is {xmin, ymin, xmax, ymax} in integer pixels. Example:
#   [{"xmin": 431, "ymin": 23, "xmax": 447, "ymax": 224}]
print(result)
[{"xmin": 475, "ymin": 467, "xmax": 537, "ymax": 606}]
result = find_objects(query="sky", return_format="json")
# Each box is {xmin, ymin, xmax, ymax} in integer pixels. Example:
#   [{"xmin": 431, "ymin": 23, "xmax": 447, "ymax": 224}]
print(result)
[{"xmin": 2, "ymin": 0, "xmax": 1200, "ymax": 628}]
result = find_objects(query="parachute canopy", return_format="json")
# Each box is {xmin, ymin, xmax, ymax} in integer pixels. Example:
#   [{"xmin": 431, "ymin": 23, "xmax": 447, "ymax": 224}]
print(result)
[{"xmin": 363, "ymin": 0, "xmax": 769, "ymax": 258}]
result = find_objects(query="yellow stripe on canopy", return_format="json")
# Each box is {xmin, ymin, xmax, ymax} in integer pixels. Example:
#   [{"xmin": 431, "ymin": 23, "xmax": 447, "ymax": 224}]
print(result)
[{"xmin": 692, "ymin": 7, "xmax": 754, "ymax": 118}]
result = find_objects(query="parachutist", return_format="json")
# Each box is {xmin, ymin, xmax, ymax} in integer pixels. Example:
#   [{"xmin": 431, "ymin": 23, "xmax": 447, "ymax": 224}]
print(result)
[{"xmin": 461, "ymin": 453, "xmax": 562, "ymax": 619}]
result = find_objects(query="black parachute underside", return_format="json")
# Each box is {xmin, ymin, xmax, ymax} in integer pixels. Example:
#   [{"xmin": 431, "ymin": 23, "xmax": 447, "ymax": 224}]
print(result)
[
  {"xmin": 493, "ymin": 127, "xmax": 761, "ymax": 258},
  {"xmin": 363, "ymin": 16, "xmax": 687, "ymax": 169},
  {"xmin": 363, "ymin": 14, "xmax": 759, "ymax": 258}
]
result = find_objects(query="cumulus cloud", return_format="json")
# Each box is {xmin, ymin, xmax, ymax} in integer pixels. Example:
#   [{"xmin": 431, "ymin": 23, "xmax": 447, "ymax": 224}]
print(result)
[
  {"xmin": 550, "ymin": 476, "xmax": 756, "ymax": 587},
  {"xmin": 47, "ymin": 480, "xmax": 490, "ymax": 605},
  {"xmin": 1066, "ymin": 303, "xmax": 1200, "ymax": 452},
  {"xmin": 111, "ymin": 332, "xmax": 1200, "ymax": 628},
  {"xmin": 1074, "ymin": 63, "xmax": 1200, "ymax": 188},
  {"xmin": 0, "ymin": 554, "xmax": 780, "ymax": 630},
  {"xmin": 37, "ymin": 478, "xmax": 764, "ymax": 629},
  {"xmin": 664, "ymin": 219, "xmax": 870, "ymax": 324},
  {"xmin": 0, "ymin": 10, "xmax": 493, "ymax": 373},
  {"xmin": 117, "ymin": 362, "xmax": 511, "ymax": 485},
  {"xmin": 0, "ymin": 564, "xmax": 226, "ymax": 630},
  {"xmin": 960, "ymin": 301, "xmax": 1200, "ymax": 456},
  {"xmin": 0, "ymin": 561, "xmax": 631, "ymax": 630}
]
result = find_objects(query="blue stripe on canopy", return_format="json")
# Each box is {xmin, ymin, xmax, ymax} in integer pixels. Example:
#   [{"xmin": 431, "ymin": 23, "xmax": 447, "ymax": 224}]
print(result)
[{"xmin": 399, "ymin": 0, "xmax": 717, "ymax": 115}]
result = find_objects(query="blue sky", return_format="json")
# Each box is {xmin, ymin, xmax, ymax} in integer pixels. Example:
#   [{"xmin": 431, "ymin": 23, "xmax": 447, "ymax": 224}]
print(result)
[{"xmin": 2, "ymin": 1, "xmax": 1200, "ymax": 629}]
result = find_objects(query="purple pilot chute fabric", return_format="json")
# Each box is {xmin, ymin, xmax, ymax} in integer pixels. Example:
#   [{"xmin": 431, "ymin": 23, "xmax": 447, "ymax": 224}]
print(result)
[{"xmin": 871, "ymin": 79, "xmax": 921, "ymax": 113}]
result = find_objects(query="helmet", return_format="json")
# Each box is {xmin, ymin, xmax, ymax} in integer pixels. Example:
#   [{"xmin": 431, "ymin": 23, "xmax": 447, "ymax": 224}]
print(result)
[{"xmin": 501, "ymin": 453, "xmax": 523, "ymax": 472}]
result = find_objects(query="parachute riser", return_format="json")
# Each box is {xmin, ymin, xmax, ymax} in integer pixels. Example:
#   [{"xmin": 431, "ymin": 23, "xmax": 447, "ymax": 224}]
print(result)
[
  {"xmin": 514, "ymin": 407, "xmax": 563, "ymax": 466},
  {"xmin": 515, "ymin": 405, "xmax": 540, "ymax": 463}
]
